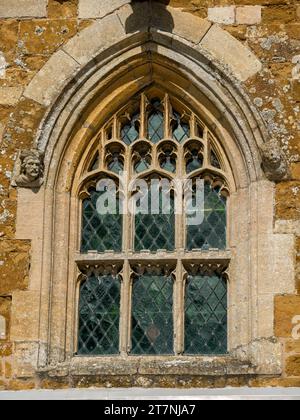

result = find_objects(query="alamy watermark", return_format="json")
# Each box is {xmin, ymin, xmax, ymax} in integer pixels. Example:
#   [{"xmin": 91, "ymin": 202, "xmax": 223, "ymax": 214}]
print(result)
[{"xmin": 95, "ymin": 173, "xmax": 209, "ymax": 226}]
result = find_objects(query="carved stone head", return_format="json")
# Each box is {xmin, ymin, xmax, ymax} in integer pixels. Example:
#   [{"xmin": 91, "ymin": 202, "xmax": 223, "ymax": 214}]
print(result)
[
  {"xmin": 13, "ymin": 149, "xmax": 44, "ymax": 188},
  {"xmin": 260, "ymin": 139, "xmax": 289, "ymax": 182}
]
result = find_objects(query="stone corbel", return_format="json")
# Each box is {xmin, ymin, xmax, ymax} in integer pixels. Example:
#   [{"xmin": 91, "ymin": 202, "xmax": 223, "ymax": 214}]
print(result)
[
  {"xmin": 11, "ymin": 149, "xmax": 44, "ymax": 189},
  {"xmin": 260, "ymin": 138, "xmax": 290, "ymax": 183}
]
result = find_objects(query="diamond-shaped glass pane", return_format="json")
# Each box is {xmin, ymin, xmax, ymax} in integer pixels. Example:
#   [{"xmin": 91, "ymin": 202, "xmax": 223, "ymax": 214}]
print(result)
[
  {"xmin": 131, "ymin": 274, "xmax": 174, "ymax": 355},
  {"xmin": 108, "ymin": 155, "xmax": 124, "ymax": 174},
  {"xmin": 135, "ymin": 192, "xmax": 175, "ymax": 252},
  {"xmin": 185, "ymin": 274, "xmax": 227, "ymax": 355},
  {"xmin": 81, "ymin": 189, "xmax": 122, "ymax": 252},
  {"xmin": 121, "ymin": 113, "xmax": 140, "ymax": 145},
  {"xmin": 78, "ymin": 274, "xmax": 120, "ymax": 355},
  {"xmin": 187, "ymin": 182, "xmax": 226, "ymax": 250},
  {"xmin": 172, "ymin": 111, "xmax": 190, "ymax": 143},
  {"xmin": 148, "ymin": 100, "xmax": 164, "ymax": 143}
]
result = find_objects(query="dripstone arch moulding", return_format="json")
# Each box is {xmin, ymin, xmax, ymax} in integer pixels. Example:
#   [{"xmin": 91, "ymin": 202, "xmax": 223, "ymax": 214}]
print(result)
[{"xmin": 12, "ymin": 2, "xmax": 294, "ymax": 384}]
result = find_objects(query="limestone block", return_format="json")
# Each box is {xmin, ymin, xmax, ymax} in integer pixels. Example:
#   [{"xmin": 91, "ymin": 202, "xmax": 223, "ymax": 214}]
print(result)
[
  {"xmin": 78, "ymin": 0, "xmax": 130, "ymax": 19},
  {"xmin": 207, "ymin": 7, "xmax": 235, "ymax": 25},
  {"xmin": 63, "ymin": 14, "xmax": 126, "ymax": 66},
  {"xmin": 152, "ymin": 5, "xmax": 212, "ymax": 44},
  {"xmin": 257, "ymin": 234, "xmax": 294, "ymax": 295},
  {"xmin": 236, "ymin": 6, "xmax": 262, "ymax": 25},
  {"xmin": 24, "ymin": 50, "xmax": 80, "ymax": 107},
  {"xmin": 200, "ymin": 24, "xmax": 262, "ymax": 82},
  {"xmin": 10, "ymin": 291, "xmax": 41, "ymax": 342},
  {"xmin": 0, "ymin": 87, "xmax": 23, "ymax": 106},
  {"xmin": 0, "ymin": 0, "xmax": 47, "ymax": 18}
]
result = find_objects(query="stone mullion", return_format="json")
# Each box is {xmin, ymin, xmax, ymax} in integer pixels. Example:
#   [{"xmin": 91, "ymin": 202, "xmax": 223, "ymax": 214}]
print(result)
[
  {"xmin": 119, "ymin": 259, "xmax": 131, "ymax": 356},
  {"xmin": 99, "ymin": 129, "xmax": 106, "ymax": 171},
  {"xmin": 203, "ymin": 127, "xmax": 209, "ymax": 167},
  {"xmin": 164, "ymin": 93, "xmax": 171, "ymax": 139},
  {"xmin": 174, "ymin": 260, "xmax": 186, "ymax": 355},
  {"xmin": 140, "ymin": 93, "xmax": 147, "ymax": 139},
  {"xmin": 190, "ymin": 113, "xmax": 196, "ymax": 138}
]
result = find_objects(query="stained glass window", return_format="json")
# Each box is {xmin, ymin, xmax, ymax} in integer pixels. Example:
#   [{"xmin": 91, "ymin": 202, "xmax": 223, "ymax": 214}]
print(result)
[
  {"xmin": 81, "ymin": 189, "xmax": 122, "ymax": 252},
  {"xmin": 185, "ymin": 273, "xmax": 227, "ymax": 355},
  {"xmin": 78, "ymin": 274, "xmax": 121, "ymax": 355},
  {"xmin": 78, "ymin": 92, "xmax": 230, "ymax": 357},
  {"xmin": 131, "ymin": 274, "xmax": 173, "ymax": 355}
]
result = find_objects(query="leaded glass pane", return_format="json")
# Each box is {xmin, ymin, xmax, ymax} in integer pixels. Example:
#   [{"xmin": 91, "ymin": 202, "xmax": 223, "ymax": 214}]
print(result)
[
  {"xmin": 81, "ymin": 189, "xmax": 122, "ymax": 252},
  {"xmin": 135, "ymin": 191, "xmax": 175, "ymax": 252},
  {"xmin": 172, "ymin": 111, "xmax": 190, "ymax": 143},
  {"xmin": 78, "ymin": 274, "xmax": 120, "ymax": 355},
  {"xmin": 187, "ymin": 182, "xmax": 226, "ymax": 250},
  {"xmin": 121, "ymin": 113, "xmax": 140, "ymax": 144},
  {"xmin": 108, "ymin": 153, "xmax": 124, "ymax": 174},
  {"xmin": 131, "ymin": 274, "xmax": 174, "ymax": 355},
  {"xmin": 148, "ymin": 99, "xmax": 164, "ymax": 143},
  {"xmin": 185, "ymin": 274, "xmax": 227, "ymax": 355}
]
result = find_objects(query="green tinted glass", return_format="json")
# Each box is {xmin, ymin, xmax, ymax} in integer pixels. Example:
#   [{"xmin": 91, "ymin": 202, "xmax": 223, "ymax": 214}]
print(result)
[
  {"xmin": 135, "ymin": 191, "xmax": 175, "ymax": 252},
  {"xmin": 78, "ymin": 274, "xmax": 120, "ymax": 355},
  {"xmin": 81, "ymin": 189, "xmax": 122, "ymax": 252},
  {"xmin": 131, "ymin": 274, "xmax": 174, "ymax": 355},
  {"xmin": 187, "ymin": 182, "xmax": 226, "ymax": 250},
  {"xmin": 185, "ymin": 274, "xmax": 227, "ymax": 355}
]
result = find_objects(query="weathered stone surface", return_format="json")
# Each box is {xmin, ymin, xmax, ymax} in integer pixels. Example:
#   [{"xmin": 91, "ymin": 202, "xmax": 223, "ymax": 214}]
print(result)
[
  {"xmin": 152, "ymin": 5, "xmax": 212, "ymax": 44},
  {"xmin": 19, "ymin": 19, "xmax": 77, "ymax": 56},
  {"xmin": 0, "ymin": 87, "xmax": 22, "ymax": 106},
  {"xmin": 286, "ymin": 356, "xmax": 300, "ymax": 377},
  {"xmin": 208, "ymin": 7, "xmax": 235, "ymax": 25},
  {"xmin": 24, "ymin": 50, "xmax": 80, "ymax": 107},
  {"xmin": 10, "ymin": 292, "xmax": 40, "ymax": 342},
  {"xmin": 236, "ymin": 6, "xmax": 262, "ymax": 25},
  {"xmin": 0, "ymin": 0, "xmax": 47, "ymax": 18},
  {"xmin": 78, "ymin": 0, "xmax": 130, "ymax": 19},
  {"xmin": 276, "ymin": 182, "xmax": 300, "ymax": 220},
  {"xmin": 200, "ymin": 24, "xmax": 262, "ymax": 81},
  {"xmin": 275, "ymin": 295, "xmax": 300, "ymax": 338},
  {"xmin": 63, "ymin": 14, "xmax": 126, "ymax": 65},
  {"xmin": 0, "ymin": 241, "xmax": 30, "ymax": 295},
  {"xmin": 285, "ymin": 340, "xmax": 300, "ymax": 354},
  {"xmin": 48, "ymin": 0, "xmax": 78, "ymax": 19}
]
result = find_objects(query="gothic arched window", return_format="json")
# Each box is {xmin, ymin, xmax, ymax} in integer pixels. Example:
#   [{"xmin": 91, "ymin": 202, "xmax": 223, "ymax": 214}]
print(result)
[{"xmin": 77, "ymin": 91, "xmax": 230, "ymax": 356}]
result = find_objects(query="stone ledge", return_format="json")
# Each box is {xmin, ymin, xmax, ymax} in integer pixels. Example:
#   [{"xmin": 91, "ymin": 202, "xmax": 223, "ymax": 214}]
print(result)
[
  {"xmin": 0, "ymin": 0, "xmax": 47, "ymax": 19},
  {"xmin": 39, "ymin": 356, "xmax": 258, "ymax": 378}
]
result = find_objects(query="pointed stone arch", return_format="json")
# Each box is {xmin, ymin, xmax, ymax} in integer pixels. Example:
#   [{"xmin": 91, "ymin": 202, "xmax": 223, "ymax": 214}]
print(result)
[{"xmin": 11, "ymin": 3, "xmax": 295, "ymax": 382}]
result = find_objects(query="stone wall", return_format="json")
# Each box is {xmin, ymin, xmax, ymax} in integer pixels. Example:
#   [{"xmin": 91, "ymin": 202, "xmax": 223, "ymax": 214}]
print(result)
[{"xmin": 0, "ymin": 0, "xmax": 299, "ymax": 389}]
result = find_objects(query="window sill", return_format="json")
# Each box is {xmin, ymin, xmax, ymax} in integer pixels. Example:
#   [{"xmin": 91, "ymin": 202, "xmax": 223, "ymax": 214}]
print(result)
[{"xmin": 39, "ymin": 355, "xmax": 260, "ymax": 378}]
